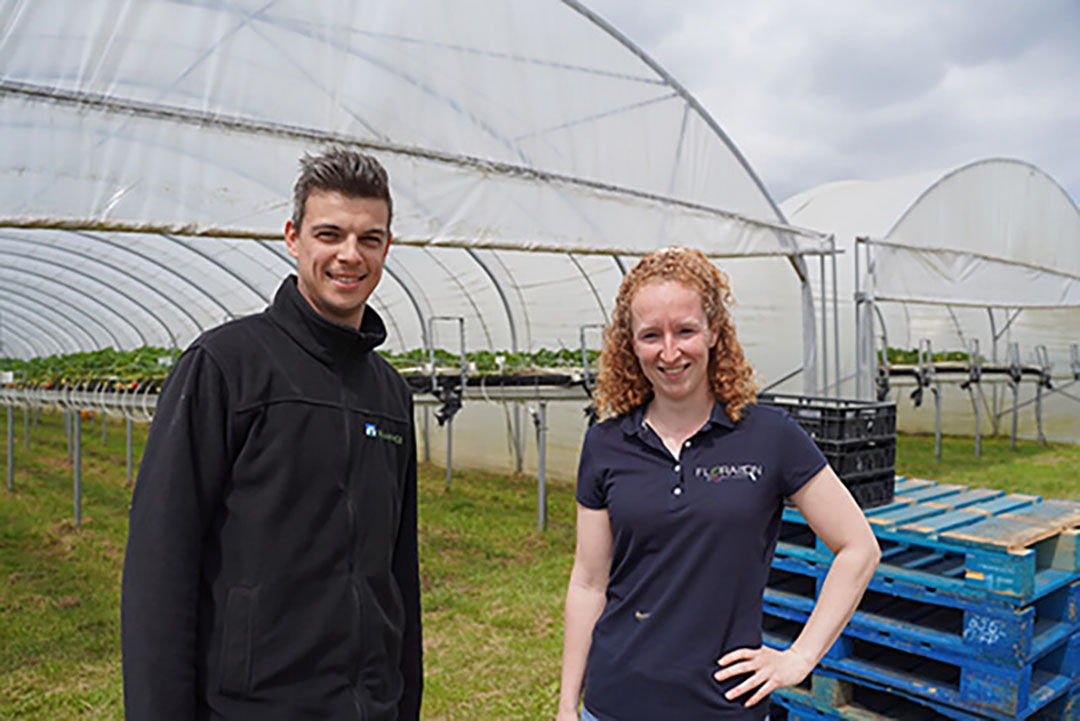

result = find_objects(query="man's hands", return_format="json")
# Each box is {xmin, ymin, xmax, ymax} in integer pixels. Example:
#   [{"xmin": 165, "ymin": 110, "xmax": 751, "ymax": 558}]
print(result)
[{"xmin": 713, "ymin": 646, "xmax": 815, "ymax": 707}]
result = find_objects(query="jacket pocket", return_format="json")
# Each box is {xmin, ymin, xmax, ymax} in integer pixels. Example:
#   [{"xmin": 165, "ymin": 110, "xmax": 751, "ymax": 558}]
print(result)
[{"xmin": 219, "ymin": 586, "xmax": 257, "ymax": 697}]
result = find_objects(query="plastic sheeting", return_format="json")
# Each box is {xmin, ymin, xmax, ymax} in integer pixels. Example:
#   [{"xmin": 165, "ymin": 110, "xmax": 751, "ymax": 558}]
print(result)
[
  {"xmin": 0, "ymin": 0, "xmax": 826, "ymax": 398},
  {"xmin": 783, "ymin": 158, "xmax": 1080, "ymax": 443}
]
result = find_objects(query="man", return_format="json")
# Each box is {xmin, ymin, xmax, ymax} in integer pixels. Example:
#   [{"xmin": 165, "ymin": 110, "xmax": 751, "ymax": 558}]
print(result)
[{"xmin": 122, "ymin": 149, "xmax": 422, "ymax": 720}]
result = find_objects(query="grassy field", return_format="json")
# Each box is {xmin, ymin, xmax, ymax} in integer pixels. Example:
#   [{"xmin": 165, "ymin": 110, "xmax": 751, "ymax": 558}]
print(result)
[{"xmin": 0, "ymin": 410, "xmax": 1077, "ymax": 719}]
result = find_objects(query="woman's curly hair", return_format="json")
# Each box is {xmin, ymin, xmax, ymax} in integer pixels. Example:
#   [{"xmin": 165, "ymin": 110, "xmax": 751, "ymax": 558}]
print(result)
[{"xmin": 592, "ymin": 247, "xmax": 758, "ymax": 422}]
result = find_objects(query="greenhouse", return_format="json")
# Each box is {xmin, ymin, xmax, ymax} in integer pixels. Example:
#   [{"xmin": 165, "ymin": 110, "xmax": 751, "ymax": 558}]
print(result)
[
  {"xmin": 782, "ymin": 158, "xmax": 1080, "ymax": 445},
  {"xmin": 0, "ymin": 0, "xmax": 834, "ymax": 480},
  {"xmin": 5, "ymin": 3, "xmax": 1080, "ymax": 721}
]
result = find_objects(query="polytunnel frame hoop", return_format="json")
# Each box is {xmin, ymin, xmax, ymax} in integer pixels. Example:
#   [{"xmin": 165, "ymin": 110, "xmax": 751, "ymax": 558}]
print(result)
[{"xmin": 0, "ymin": 79, "xmax": 831, "ymax": 249}]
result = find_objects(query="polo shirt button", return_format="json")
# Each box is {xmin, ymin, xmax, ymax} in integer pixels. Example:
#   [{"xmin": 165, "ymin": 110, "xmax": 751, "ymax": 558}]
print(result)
[
  {"xmin": 673, "ymin": 487, "xmax": 682, "ymax": 496},
  {"xmin": 684, "ymin": 440, "xmax": 691, "ymax": 447},
  {"xmin": 674, "ymin": 464, "xmax": 681, "ymax": 472}
]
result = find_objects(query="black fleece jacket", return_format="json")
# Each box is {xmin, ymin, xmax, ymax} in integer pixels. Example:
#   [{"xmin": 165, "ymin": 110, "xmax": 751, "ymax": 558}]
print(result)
[{"xmin": 122, "ymin": 276, "xmax": 422, "ymax": 720}]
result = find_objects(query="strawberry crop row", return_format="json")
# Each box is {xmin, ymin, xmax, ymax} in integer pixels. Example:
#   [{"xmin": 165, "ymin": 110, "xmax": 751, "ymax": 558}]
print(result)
[{"xmin": 1, "ymin": 346, "xmax": 601, "ymax": 387}]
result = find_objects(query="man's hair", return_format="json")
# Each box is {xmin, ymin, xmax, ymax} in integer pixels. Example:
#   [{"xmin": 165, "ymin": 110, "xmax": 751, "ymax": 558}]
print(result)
[{"xmin": 291, "ymin": 148, "xmax": 393, "ymax": 230}]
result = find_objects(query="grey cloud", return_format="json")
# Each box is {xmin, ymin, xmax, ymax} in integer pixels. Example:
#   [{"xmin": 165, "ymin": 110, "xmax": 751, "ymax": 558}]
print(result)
[{"xmin": 808, "ymin": 38, "xmax": 948, "ymax": 110}]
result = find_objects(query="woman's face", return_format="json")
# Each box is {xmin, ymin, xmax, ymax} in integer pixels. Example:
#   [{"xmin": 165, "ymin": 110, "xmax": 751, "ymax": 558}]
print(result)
[{"xmin": 629, "ymin": 279, "xmax": 719, "ymax": 405}]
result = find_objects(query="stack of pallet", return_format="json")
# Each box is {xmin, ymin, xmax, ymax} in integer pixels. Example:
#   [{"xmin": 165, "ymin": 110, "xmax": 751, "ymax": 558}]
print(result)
[{"xmin": 767, "ymin": 477, "xmax": 1080, "ymax": 720}]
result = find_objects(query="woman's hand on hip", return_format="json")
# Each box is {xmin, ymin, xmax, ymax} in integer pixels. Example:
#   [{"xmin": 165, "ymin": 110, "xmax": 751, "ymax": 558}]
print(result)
[{"xmin": 713, "ymin": 645, "xmax": 814, "ymax": 707}]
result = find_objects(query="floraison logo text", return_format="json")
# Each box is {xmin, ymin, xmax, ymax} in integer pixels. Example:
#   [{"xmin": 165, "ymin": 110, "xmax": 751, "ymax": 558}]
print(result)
[{"xmin": 695, "ymin": 463, "xmax": 764, "ymax": 483}]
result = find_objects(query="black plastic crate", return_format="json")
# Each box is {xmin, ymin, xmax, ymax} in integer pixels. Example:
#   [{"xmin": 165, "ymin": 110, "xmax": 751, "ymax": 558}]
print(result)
[
  {"xmin": 820, "ymin": 438, "xmax": 896, "ymax": 480},
  {"xmin": 846, "ymin": 472, "xmax": 896, "ymax": 509},
  {"xmin": 758, "ymin": 393, "xmax": 896, "ymax": 444}
]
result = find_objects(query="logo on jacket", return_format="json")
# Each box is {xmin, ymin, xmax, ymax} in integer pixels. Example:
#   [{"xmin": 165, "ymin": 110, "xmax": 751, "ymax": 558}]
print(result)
[
  {"xmin": 695, "ymin": 463, "xmax": 764, "ymax": 483},
  {"xmin": 365, "ymin": 422, "xmax": 404, "ymax": 445}
]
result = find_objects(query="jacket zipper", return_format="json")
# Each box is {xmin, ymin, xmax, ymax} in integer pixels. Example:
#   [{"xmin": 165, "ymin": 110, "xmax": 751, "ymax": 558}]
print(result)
[{"xmin": 341, "ymin": 390, "xmax": 366, "ymax": 721}]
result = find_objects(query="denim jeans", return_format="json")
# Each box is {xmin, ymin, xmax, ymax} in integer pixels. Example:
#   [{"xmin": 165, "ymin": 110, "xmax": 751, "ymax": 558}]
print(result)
[{"xmin": 580, "ymin": 705, "xmax": 769, "ymax": 720}]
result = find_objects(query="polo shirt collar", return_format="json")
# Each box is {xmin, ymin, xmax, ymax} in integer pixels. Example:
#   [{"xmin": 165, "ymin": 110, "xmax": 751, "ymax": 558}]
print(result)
[{"xmin": 619, "ymin": 399, "xmax": 735, "ymax": 439}]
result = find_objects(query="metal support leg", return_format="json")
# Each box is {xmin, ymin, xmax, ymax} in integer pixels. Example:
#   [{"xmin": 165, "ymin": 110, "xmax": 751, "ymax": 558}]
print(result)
[
  {"xmin": 445, "ymin": 417, "xmax": 453, "ymax": 489},
  {"xmin": 23, "ymin": 404, "xmax": 29, "ymax": 450},
  {"xmin": 65, "ymin": 409, "xmax": 72, "ymax": 462},
  {"xmin": 973, "ymin": 383, "xmax": 982, "ymax": 458},
  {"xmin": 1010, "ymin": 383, "xmax": 1019, "ymax": 450},
  {"xmin": 536, "ymin": 402, "xmax": 547, "ymax": 532},
  {"xmin": 513, "ymin": 401, "xmax": 524, "ymax": 475},
  {"xmin": 933, "ymin": 387, "xmax": 942, "ymax": 462},
  {"xmin": 1008, "ymin": 338, "xmax": 1020, "ymax": 449},
  {"xmin": 6, "ymin": 404, "xmax": 13, "ymax": 492},
  {"xmin": 74, "ymin": 411, "xmax": 82, "ymax": 527},
  {"xmin": 422, "ymin": 406, "xmax": 431, "ymax": 463},
  {"xmin": 1035, "ymin": 345, "xmax": 1049, "ymax": 446},
  {"xmin": 1036, "ymin": 383, "xmax": 1046, "ymax": 445},
  {"xmin": 126, "ymin": 417, "xmax": 134, "ymax": 486},
  {"xmin": 102, "ymin": 411, "xmax": 107, "ymax": 445}
]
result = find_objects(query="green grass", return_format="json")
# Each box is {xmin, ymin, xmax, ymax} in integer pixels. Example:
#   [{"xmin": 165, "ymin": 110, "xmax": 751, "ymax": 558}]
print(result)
[
  {"xmin": 0, "ymin": 410, "xmax": 577, "ymax": 720},
  {"xmin": 0, "ymin": 412, "xmax": 1077, "ymax": 719},
  {"xmin": 895, "ymin": 432, "xmax": 1080, "ymax": 499},
  {"xmin": 0, "ymin": 410, "xmax": 144, "ymax": 720}
]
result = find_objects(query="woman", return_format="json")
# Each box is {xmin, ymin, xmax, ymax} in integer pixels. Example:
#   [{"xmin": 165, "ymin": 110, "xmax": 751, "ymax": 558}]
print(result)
[{"xmin": 558, "ymin": 248, "xmax": 880, "ymax": 721}]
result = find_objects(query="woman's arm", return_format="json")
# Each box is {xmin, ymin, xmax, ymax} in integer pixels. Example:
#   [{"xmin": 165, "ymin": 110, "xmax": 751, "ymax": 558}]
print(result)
[
  {"xmin": 714, "ymin": 465, "xmax": 881, "ymax": 707},
  {"xmin": 557, "ymin": 505, "xmax": 613, "ymax": 720}
]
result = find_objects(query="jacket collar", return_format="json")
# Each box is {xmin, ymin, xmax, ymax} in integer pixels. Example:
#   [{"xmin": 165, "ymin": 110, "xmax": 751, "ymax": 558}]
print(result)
[
  {"xmin": 619, "ymin": 398, "xmax": 735, "ymax": 439},
  {"xmin": 267, "ymin": 275, "xmax": 387, "ymax": 367}
]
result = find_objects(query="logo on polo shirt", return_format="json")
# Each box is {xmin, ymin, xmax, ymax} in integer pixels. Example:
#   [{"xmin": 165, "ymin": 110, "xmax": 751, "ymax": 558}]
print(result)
[
  {"xmin": 695, "ymin": 463, "xmax": 764, "ymax": 483},
  {"xmin": 364, "ymin": 422, "xmax": 404, "ymax": 445}
]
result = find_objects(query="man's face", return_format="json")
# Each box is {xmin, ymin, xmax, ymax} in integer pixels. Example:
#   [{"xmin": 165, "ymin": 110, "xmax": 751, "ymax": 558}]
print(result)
[{"xmin": 285, "ymin": 190, "xmax": 391, "ymax": 328}]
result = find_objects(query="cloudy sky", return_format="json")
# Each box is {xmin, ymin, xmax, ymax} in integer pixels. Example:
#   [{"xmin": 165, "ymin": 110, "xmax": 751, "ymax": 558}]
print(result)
[{"xmin": 583, "ymin": 0, "xmax": 1080, "ymax": 207}]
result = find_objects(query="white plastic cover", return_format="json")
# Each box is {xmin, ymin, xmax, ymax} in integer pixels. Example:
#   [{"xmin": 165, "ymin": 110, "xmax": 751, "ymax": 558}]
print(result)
[
  {"xmin": 783, "ymin": 158, "xmax": 1080, "ymax": 443},
  {"xmin": 0, "ymin": 0, "xmax": 825, "ymax": 397}
]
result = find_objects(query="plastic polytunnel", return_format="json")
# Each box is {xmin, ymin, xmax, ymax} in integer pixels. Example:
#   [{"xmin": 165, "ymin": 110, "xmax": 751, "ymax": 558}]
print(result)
[
  {"xmin": 1, "ymin": 0, "xmax": 831, "ymax": 477},
  {"xmin": 783, "ymin": 158, "xmax": 1080, "ymax": 443}
]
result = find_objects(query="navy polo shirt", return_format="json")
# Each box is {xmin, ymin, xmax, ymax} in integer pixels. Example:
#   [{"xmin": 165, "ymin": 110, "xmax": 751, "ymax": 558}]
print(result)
[{"xmin": 576, "ymin": 402, "xmax": 826, "ymax": 720}]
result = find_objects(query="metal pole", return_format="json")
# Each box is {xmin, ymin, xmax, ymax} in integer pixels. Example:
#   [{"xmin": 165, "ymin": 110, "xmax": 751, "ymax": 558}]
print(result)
[
  {"xmin": 820, "ymin": 253, "xmax": 828, "ymax": 396},
  {"xmin": 445, "ymin": 417, "xmax": 453, "ymax": 489},
  {"xmin": 854, "ymin": 239, "xmax": 862, "ymax": 399},
  {"xmin": 1011, "ymin": 383, "xmax": 1019, "ymax": 450},
  {"xmin": 6, "ymin": 404, "xmax": 13, "ymax": 491},
  {"xmin": 74, "ymin": 410, "xmax": 82, "ymax": 526},
  {"xmin": 126, "ymin": 417, "xmax": 133, "ymax": 486},
  {"xmin": 830, "ymin": 234, "xmax": 840, "ymax": 397},
  {"xmin": 23, "ymin": 403, "xmax": 29, "ymax": 450},
  {"xmin": 1036, "ymin": 382, "xmax": 1045, "ymax": 445},
  {"xmin": 1035, "ymin": 345, "xmax": 1050, "ymax": 446},
  {"xmin": 101, "ymin": 410, "xmax": 107, "ymax": 445},
  {"xmin": 974, "ymin": 385, "xmax": 982, "ymax": 457},
  {"xmin": 969, "ymin": 339, "xmax": 982, "ymax": 458},
  {"xmin": 537, "ymin": 402, "xmax": 548, "ymax": 532},
  {"xmin": 934, "ymin": 386, "xmax": 942, "ymax": 462},
  {"xmin": 65, "ymin": 409, "xmax": 72, "ymax": 462},
  {"xmin": 513, "ymin": 402, "xmax": 523, "ymax": 474},
  {"xmin": 988, "ymin": 309, "xmax": 1000, "ymax": 435},
  {"xmin": 422, "ymin": 406, "xmax": 431, "ymax": 463},
  {"xmin": 1008, "ymin": 342, "xmax": 1020, "ymax": 450}
]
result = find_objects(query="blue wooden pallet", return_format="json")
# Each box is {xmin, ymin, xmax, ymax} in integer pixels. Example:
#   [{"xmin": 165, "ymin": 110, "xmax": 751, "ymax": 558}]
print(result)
[
  {"xmin": 770, "ymin": 673, "xmax": 1080, "ymax": 721},
  {"xmin": 771, "ymin": 674, "xmax": 986, "ymax": 720},
  {"xmin": 766, "ymin": 563, "xmax": 1080, "ymax": 667},
  {"xmin": 764, "ymin": 611, "xmax": 1080, "ymax": 720},
  {"xmin": 778, "ymin": 477, "xmax": 1080, "ymax": 606}
]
